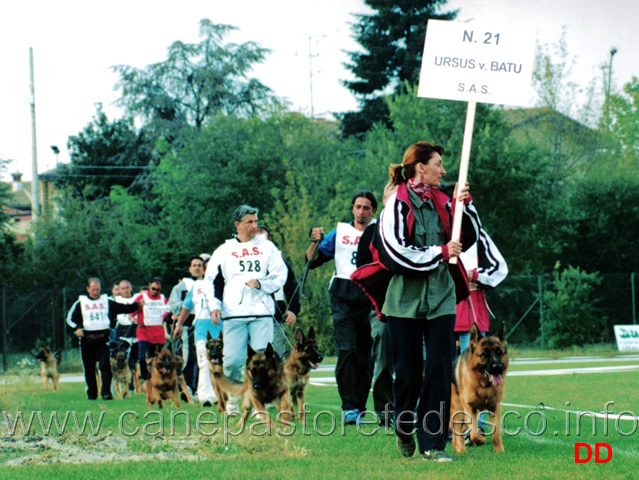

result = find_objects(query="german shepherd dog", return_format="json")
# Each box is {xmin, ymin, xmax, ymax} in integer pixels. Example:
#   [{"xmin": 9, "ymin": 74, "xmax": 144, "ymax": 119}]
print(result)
[
  {"xmin": 35, "ymin": 346, "xmax": 59, "ymax": 393},
  {"xmin": 205, "ymin": 331, "xmax": 227, "ymax": 412},
  {"xmin": 110, "ymin": 351, "xmax": 132, "ymax": 399},
  {"xmin": 214, "ymin": 343, "xmax": 294, "ymax": 428},
  {"xmin": 283, "ymin": 327, "xmax": 324, "ymax": 421},
  {"xmin": 450, "ymin": 323, "xmax": 509, "ymax": 453},
  {"xmin": 146, "ymin": 346, "xmax": 181, "ymax": 409}
]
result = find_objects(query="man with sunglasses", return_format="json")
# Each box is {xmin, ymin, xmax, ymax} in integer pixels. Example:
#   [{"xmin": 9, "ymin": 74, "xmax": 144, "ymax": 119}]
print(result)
[{"xmin": 131, "ymin": 277, "xmax": 171, "ymax": 381}]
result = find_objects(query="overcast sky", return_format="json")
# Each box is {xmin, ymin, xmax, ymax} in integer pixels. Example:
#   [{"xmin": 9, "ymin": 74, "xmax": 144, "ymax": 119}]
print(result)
[{"xmin": 1, "ymin": 0, "xmax": 636, "ymax": 181}]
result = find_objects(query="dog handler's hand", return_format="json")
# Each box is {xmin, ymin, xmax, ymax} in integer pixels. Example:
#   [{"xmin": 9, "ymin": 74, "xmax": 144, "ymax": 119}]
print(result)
[
  {"xmin": 75, "ymin": 328, "xmax": 84, "ymax": 338},
  {"xmin": 446, "ymin": 240, "xmax": 463, "ymax": 258},
  {"xmin": 453, "ymin": 181, "xmax": 470, "ymax": 203},
  {"xmin": 172, "ymin": 324, "xmax": 182, "ymax": 339},
  {"xmin": 306, "ymin": 227, "xmax": 325, "ymax": 261},
  {"xmin": 210, "ymin": 311, "xmax": 221, "ymax": 326},
  {"xmin": 285, "ymin": 311, "xmax": 296, "ymax": 326},
  {"xmin": 310, "ymin": 227, "xmax": 324, "ymax": 242}
]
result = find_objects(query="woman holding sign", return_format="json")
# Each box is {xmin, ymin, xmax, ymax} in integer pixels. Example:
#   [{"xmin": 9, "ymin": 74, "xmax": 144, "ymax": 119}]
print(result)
[{"xmin": 376, "ymin": 141, "xmax": 479, "ymax": 462}]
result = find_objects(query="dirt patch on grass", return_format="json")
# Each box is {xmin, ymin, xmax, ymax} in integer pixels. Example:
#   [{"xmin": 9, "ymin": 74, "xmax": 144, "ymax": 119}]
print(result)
[
  {"xmin": 0, "ymin": 434, "xmax": 204, "ymax": 466},
  {"xmin": 0, "ymin": 431, "xmax": 308, "ymax": 466}
]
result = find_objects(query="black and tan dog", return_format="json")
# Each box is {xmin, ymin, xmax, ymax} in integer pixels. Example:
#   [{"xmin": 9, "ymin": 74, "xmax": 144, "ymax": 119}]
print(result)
[
  {"xmin": 450, "ymin": 323, "xmax": 509, "ymax": 453},
  {"xmin": 214, "ymin": 343, "xmax": 293, "ymax": 428},
  {"xmin": 283, "ymin": 326, "xmax": 324, "ymax": 421},
  {"xmin": 110, "ymin": 351, "xmax": 132, "ymax": 399},
  {"xmin": 146, "ymin": 346, "xmax": 181, "ymax": 409},
  {"xmin": 205, "ymin": 331, "xmax": 227, "ymax": 412},
  {"xmin": 35, "ymin": 346, "xmax": 60, "ymax": 393}
]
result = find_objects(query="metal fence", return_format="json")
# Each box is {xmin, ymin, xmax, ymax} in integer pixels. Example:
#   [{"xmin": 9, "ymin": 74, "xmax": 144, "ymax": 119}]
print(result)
[
  {"xmin": 486, "ymin": 273, "xmax": 637, "ymax": 348},
  {"xmin": 1, "ymin": 273, "xmax": 637, "ymax": 371},
  {"xmin": 1, "ymin": 287, "xmax": 86, "ymax": 372}
]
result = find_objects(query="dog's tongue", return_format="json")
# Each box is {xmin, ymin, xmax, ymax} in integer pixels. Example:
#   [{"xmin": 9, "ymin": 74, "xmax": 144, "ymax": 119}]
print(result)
[
  {"xmin": 161, "ymin": 368, "xmax": 168, "ymax": 374},
  {"xmin": 490, "ymin": 374, "xmax": 503, "ymax": 386},
  {"xmin": 310, "ymin": 363, "xmax": 318, "ymax": 370}
]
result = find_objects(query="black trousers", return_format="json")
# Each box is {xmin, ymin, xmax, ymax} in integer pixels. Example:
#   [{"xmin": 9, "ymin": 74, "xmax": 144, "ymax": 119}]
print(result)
[
  {"xmin": 388, "ymin": 314, "xmax": 455, "ymax": 452},
  {"xmin": 331, "ymin": 296, "xmax": 373, "ymax": 412},
  {"xmin": 182, "ymin": 328, "xmax": 198, "ymax": 393},
  {"xmin": 80, "ymin": 336, "xmax": 112, "ymax": 400}
]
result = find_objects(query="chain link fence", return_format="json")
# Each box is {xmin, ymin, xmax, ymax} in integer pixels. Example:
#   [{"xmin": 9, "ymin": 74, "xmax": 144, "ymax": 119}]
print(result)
[{"xmin": 486, "ymin": 273, "xmax": 637, "ymax": 348}]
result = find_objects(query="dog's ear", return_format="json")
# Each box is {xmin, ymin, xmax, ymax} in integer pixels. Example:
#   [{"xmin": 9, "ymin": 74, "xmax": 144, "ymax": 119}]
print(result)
[
  {"xmin": 265, "ymin": 343, "xmax": 275, "ymax": 357},
  {"xmin": 307, "ymin": 326, "xmax": 316, "ymax": 339},
  {"xmin": 295, "ymin": 328, "xmax": 305, "ymax": 344},
  {"xmin": 247, "ymin": 343, "xmax": 257, "ymax": 358},
  {"xmin": 470, "ymin": 322, "xmax": 482, "ymax": 344},
  {"xmin": 207, "ymin": 331, "xmax": 213, "ymax": 341},
  {"xmin": 495, "ymin": 322, "xmax": 506, "ymax": 342},
  {"xmin": 219, "ymin": 331, "xmax": 223, "ymax": 341}
]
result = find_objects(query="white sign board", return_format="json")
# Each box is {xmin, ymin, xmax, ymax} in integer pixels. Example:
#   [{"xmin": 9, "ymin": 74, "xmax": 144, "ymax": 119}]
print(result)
[
  {"xmin": 614, "ymin": 325, "xmax": 639, "ymax": 352},
  {"xmin": 418, "ymin": 20, "xmax": 537, "ymax": 106}
]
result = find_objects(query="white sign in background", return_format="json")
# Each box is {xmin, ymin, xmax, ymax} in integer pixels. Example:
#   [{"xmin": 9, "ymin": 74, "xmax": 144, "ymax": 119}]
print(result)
[
  {"xmin": 418, "ymin": 20, "xmax": 538, "ymax": 107},
  {"xmin": 614, "ymin": 325, "xmax": 639, "ymax": 352}
]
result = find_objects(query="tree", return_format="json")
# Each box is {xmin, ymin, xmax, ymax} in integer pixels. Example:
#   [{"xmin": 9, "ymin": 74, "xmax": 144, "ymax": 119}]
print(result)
[
  {"xmin": 559, "ymin": 169, "xmax": 639, "ymax": 274},
  {"xmin": 530, "ymin": 30, "xmax": 605, "ymax": 176},
  {"xmin": 608, "ymin": 77, "xmax": 639, "ymax": 168},
  {"xmin": 58, "ymin": 105, "xmax": 154, "ymax": 201},
  {"xmin": 542, "ymin": 264, "xmax": 606, "ymax": 348},
  {"xmin": 151, "ymin": 114, "xmax": 288, "ymax": 259},
  {"xmin": 0, "ymin": 158, "xmax": 23, "ymax": 285},
  {"xmin": 341, "ymin": 0, "xmax": 457, "ymax": 137},
  {"xmin": 113, "ymin": 19, "xmax": 277, "ymax": 141}
]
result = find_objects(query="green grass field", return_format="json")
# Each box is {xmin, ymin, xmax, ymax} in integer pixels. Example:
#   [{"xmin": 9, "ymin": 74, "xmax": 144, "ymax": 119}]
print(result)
[{"xmin": 1, "ymin": 348, "xmax": 638, "ymax": 479}]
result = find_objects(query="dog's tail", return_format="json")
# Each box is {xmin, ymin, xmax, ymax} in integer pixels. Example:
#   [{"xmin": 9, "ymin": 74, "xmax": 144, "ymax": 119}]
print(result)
[{"xmin": 213, "ymin": 372, "xmax": 244, "ymax": 397}]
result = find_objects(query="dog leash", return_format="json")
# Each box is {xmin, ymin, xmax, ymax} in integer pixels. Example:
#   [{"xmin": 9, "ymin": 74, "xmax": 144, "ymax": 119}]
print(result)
[
  {"xmin": 249, "ymin": 285, "xmax": 295, "ymax": 350},
  {"xmin": 295, "ymin": 232, "xmax": 322, "ymax": 300},
  {"xmin": 464, "ymin": 293, "xmax": 479, "ymax": 333},
  {"xmin": 264, "ymin": 236, "xmax": 323, "ymax": 350}
]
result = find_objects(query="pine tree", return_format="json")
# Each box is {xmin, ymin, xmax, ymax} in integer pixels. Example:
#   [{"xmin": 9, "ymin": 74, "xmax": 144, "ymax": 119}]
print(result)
[{"xmin": 341, "ymin": 0, "xmax": 457, "ymax": 137}]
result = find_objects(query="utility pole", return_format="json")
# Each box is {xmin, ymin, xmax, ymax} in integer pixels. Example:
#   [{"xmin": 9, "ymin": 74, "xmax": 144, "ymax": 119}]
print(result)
[
  {"xmin": 606, "ymin": 47, "xmax": 617, "ymax": 99},
  {"xmin": 29, "ymin": 47, "xmax": 40, "ymax": 221},
  {"xmin": 308, "ymin": 35, "xmax": 326, "ymax": 120},
  {"xmin": 309, "ymin": 36, "xmax": 316, "ymax": 120},
  {"xmin": 603, "ymin": 47, "xmax": 617, "ymax": 130}
]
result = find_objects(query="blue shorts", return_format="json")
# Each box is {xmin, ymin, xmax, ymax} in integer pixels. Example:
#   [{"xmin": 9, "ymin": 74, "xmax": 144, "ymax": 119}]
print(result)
[{"xmin": 193, "ymin": 318, "xmax": 222, "ymax": 343}]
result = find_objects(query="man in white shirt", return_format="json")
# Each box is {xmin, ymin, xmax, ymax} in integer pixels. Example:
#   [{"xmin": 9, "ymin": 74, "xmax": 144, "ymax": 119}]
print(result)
[{"xmin": 205, "ymin": 205, "xmax": 288, "ymax": 385}]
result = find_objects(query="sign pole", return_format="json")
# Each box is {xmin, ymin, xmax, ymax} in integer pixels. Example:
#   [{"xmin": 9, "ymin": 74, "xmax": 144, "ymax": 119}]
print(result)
[{"xmin": 449, "ymin": 100, "xmax": 476, "ymax": 264}]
